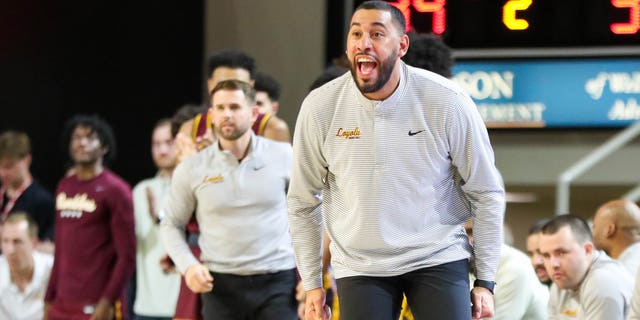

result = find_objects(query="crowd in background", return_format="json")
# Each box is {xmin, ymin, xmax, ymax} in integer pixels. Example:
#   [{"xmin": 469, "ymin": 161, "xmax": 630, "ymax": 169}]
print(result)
[{"xmin": 2, "ymin": 2, "xmax": 640, "ymax": 319}]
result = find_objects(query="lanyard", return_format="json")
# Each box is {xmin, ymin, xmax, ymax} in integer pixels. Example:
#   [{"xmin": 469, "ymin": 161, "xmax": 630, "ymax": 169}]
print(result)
[{"xmin": 0, "ymin": 176, "xmax": 32, "ymax": 221}]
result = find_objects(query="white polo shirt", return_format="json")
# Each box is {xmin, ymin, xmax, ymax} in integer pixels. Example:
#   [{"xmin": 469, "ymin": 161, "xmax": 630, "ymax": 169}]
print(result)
[
  {"xmin": 0, "ymin": 251, "xmax": 54, "ymax": 320},
  {"xmin": 161, "ymin": 134, "xmax": 296, "ymax": 276}
]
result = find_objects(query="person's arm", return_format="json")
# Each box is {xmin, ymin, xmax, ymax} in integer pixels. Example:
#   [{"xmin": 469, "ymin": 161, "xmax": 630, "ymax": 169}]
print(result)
[
  {"xmin": 159, "ymin": 161, "xmax": 199, "ymax": 274},
  {"xmin": 101, "ymin": 181, "xmax": 136, "ymax": 303},
  {"xmin": 263, "ymin": 115, "xmax": 291, "ymax": 143},
  {"xmin": 287, "ymin": 96, "xmax": 328, "ymax": 315},
  {"xmin": 448, "ymin": 93, "xmax": 505, "ymax": 283}
]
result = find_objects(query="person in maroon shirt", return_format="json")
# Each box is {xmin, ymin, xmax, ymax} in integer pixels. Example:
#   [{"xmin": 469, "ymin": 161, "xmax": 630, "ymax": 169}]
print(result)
[{"xmin": 45, "ymin": 114, "xmax": 136, "ymax": 320}]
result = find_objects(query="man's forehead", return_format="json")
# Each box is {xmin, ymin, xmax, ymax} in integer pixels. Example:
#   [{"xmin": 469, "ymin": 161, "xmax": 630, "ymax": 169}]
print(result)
[
  {"xmin": 212, "ymin": 89, "xmax": 247, "ymax": 103},
  {"xmin": 0, "ymin": 157, "xmax": 20, "ymax": 166},
  {"xmin": 539, "ymin": 227, "xmax": 575, "ymax": 248},
  {"xmin": 351, "ymin": 9, "xmax": 393, "ymax": 28},
  {"xmin": 153, "ymin": 123, "xmax": 171, "ymax": 134},
  {"xmin": 211, "ymin": 67, "xmax": 251, "ymax": 83},
  {"xmin": 152, "ymin": 125, "xmax": 172, "ymax": 140},
  {"xmin": 2, "ymin": 221, "xmax": 29, "ymax": 237},
  {"xmin": 73, "ymin": 125, "xmax": 96, "ymax": 135},
  {"xmin": 526, "ymin": 233, "xmax": 540, "ymax": 245}
]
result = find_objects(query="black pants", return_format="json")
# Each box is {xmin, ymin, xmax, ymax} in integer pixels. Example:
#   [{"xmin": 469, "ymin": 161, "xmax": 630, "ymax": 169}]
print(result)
[
  {"xmin": 336, "ymin": 259, "xmax": 471, "ymax": 320},
  {"xmin": 200, "ymin": 269, "xmax": 297, "ymax": 320}
]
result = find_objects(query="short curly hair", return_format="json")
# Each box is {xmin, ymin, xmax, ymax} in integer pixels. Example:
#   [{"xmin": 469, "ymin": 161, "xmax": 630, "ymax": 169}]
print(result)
[
  {"xmin": 254, "ymin": 72, "xmax": 281, "ymax": 102},
  {"xmin": 61, "ymin": 114, "xmax": 117, "ymax": 165},
  {"xmin": 207, "ymin": 49, "xmax": 256, "ymax": 80}
]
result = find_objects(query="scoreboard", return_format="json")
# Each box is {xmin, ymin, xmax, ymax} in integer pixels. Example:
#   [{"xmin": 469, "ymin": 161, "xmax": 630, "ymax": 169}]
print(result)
[
  {"xmin": 357, "ymin": 0, "xmax": 640, "ymax": 48},
  {"xmin": 334, "ymin": 0, "xmax": 640, "ymax": 128}
]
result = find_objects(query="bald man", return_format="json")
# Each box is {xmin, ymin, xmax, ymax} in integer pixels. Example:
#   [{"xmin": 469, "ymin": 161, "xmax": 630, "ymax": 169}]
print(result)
[{"xmin": 592, "ymin": 199, "xmax": 640, "ymax": 276}]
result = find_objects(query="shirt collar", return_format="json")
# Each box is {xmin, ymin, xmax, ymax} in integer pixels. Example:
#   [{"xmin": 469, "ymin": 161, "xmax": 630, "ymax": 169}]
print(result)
[{"xmin": 212, "ymin": 131, "xmax": 261, "ymax": 165}]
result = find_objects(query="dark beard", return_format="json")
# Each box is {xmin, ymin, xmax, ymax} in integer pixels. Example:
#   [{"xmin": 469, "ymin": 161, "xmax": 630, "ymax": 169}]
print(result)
[
  {"xmin": 350, "ymin": 51, "xmax": 397, "ymax": 94},
  {"xmin": 215, "ymin": 125, "xmax": 247, "ymax": 141}
]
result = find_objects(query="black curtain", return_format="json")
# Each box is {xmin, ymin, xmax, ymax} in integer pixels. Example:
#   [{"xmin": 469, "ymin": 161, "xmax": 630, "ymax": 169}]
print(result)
[{"xmin": 0, "ymin": 0, "xmax": 204, "ymax": 191}]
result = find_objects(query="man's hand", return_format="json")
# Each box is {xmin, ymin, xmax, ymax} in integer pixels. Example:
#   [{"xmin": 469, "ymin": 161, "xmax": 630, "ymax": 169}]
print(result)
[
  {"xmin": 296, "ymin": 281, "xmax": 307, "ymax": 319},
  {"xmin": 159, "ymin": 254, "xmax": 176, "ymax": 273},
  {"xmin": 175, "ymin": 131, "xmax": 197, "ymax": 162},
  {"xmin": 471, "ymin": 287, "xmax": 495, "ymax": 319},
  {"xmin": 195, "ymin": 134, "xmax": 214, "ymax": 151},
  {"xmin": 89, "ymin": 298, "xmax": 114, "ymax": 320},
  {"xmin": 304, "ymin": 288, "xmax": 331, "ymax": 320},
  {"xmin": 185, "ymin": 264, "xmax": 214, "ymax": 293}
]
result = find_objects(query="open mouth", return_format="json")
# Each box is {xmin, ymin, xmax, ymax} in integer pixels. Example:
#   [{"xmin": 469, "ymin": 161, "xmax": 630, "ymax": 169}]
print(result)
[{"xmin": 356, "ymin": 55, "xmax": 378, "ymax": 77}]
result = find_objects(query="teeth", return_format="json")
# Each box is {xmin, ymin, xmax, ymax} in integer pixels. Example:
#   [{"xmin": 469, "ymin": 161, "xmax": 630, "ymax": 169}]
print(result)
[{"xmin": 357, "ymin": 57, "xmax": 374, "ymax": 63}]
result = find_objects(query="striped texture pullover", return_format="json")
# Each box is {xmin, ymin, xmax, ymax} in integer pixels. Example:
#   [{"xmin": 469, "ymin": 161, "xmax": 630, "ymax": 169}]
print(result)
[{"xmin": 288, "ymin": 62, "xmax": 505, "ymax": 291}]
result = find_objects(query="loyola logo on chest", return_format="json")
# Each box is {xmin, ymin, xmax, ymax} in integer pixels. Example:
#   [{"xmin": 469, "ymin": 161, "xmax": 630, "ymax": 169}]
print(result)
[
  {"xmin": 202, "ymin": 174, "xmax": 224, "ymax": 184},
  {"xmin": 336, "ymin": 127, "xmax": 361, "ymax": 140}
]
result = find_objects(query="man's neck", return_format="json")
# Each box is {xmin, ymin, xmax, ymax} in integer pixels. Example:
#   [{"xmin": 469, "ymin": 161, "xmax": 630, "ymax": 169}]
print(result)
[
  {"xmin": 219, "ymin": 133, "xmax": 252, "ymax": 161},
  {"xmin": 157, "ymin": 167, "xmax": 174, "ymax": 178},
  {"xmin": 75, "ymin": 162, "xmax": 104, "ymax": 181},
  {"xmin": 611, "ymin": 239, "xmax": 640, "ymax": 259},
  {"xmin": 10, "ymin": 258, "xmax": 35, "ymax": 293}
]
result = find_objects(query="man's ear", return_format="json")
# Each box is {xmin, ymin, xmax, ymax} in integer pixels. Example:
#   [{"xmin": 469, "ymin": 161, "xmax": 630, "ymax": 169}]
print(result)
[
  {"xmin": 271, "ymin": 101, "xmax": 280, "ymax": 115},
  {"xmin": 605, "ymin": 224, "xmax": 617, "ymax": 238},
  {"xmin": 23, "ymin": 154, "xmax": 33, "ymax": 168},
  {"xmin": 584, "ymin": 241, "xmax": 594, "ymax": 255},
  {"xmin": 251, "ymin": 105, "xmax": 259, "ymax": 123},
  {"xmin": 398, "ymin": 34, "xmax": 410, "ymax": 58}
]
